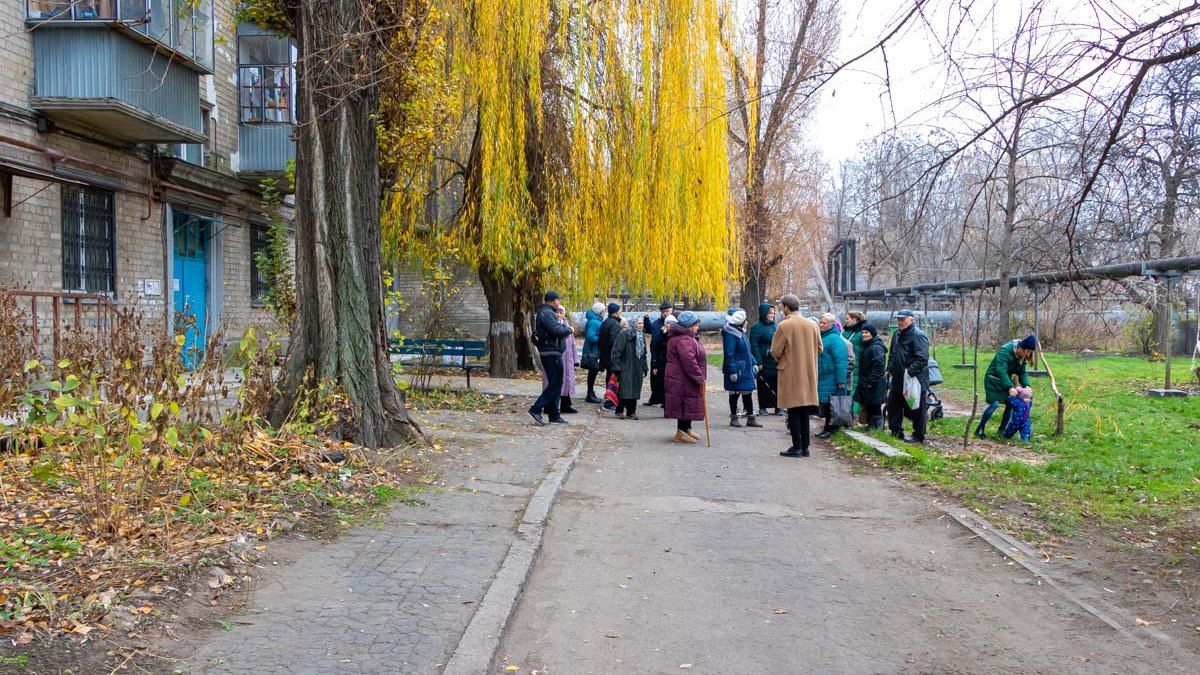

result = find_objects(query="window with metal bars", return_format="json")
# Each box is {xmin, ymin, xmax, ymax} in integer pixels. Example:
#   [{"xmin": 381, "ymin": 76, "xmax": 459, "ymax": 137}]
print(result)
[
  {"xmin": 250, "ymin": 220, "xmax": 269, "ymax": 303},
  {"xmin": 61, "ymin": 185, "xmax": 116, "ymax": 294}
]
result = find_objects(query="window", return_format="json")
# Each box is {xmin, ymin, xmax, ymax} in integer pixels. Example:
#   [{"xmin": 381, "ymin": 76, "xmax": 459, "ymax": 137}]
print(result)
[
  {"xmin": 250, "ymin": 221, "xmax": 269, "ymax": 303},
  {"xmin": 168, "ymin": 107, "xmax": 210, "ymax": 166},
  {"xmin": 239, "ymin": 33, "xmax": 295, "ymax": 124},
  {"xmin": 61, "ymin": 186, "xmax": 116, "ymax": 294}
]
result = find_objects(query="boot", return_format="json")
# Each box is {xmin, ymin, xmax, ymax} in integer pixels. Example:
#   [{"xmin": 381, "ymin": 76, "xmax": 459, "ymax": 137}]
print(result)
[
  {"xmin": 869, "ymin": 416, "xmax": 884, "ymax": 431},
  {"xmin": 746, "ymin": 415, "xmax": 762, "ymax": 428},
  {"xmin": 585, "ymin": 393, "xmax": 601, "ymax": 404},
  {"xmin": 674, "ymin": 430, "xmax": 698, "ymax": 444},
  {"xmin": 729, "ymin": 415, "xmax": 742, "ymax": 428},
  {"xmin": 686, "ymin": 429, "xmax": 701, "ymax": 441}
]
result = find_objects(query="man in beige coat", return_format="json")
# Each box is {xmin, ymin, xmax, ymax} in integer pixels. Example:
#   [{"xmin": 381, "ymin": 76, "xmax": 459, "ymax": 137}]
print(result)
[{"xmin": 771, "ymin": 294, "xmax": 823, "ymax": 457}]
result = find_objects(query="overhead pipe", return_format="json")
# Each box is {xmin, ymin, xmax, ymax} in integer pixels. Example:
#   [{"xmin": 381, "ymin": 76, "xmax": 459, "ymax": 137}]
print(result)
[{"xmin": 841, "ymin": 255, "xmax": 1200, "ymax": 299}]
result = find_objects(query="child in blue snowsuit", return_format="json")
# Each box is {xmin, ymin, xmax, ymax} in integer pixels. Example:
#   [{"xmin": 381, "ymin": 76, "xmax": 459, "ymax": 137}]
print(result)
[{"xmin": 1003, "ymin": 386, "xmax": 1034, "ymax": 442}]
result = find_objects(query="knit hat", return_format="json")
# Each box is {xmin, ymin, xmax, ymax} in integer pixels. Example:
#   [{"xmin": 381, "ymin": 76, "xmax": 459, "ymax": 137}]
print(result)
[
  {"xmin": 726, "ymin": 309, "xmax": 747, "ymax": 326},
  {"xmin": 591, "ymin": 302, "xmax": 605, "ymax": 314},
  {"xmin": 1018, "ymin": 335, "xmax": 1038, "ymax": 351},
  {"xmin": 665, "ymin": 314, "xmax": 679, "ymax": 325},
  {"xmin": 544, "ymin": 290, "xmax": 560, "ymax": 303},
  {"xmin": 677, "ymin": 311, "xmax": 700, "ymax": 327},
  {"xmin": 607, "ymin": 302, "xmax": 621, "ymax": 315},
  {"xmin": 862, "ymin": 322, "xmax": 879, "ymax": 337}
]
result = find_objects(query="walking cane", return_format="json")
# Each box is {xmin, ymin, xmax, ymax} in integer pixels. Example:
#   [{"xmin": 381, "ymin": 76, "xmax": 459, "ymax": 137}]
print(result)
[{"xmin": 702, "ymin": 384, "xmax": 712, "ymax": 448}]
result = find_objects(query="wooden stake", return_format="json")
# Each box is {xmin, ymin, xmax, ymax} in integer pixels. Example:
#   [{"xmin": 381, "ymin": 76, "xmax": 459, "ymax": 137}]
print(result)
[
  {"xmin": 1039, "ymin": 351, "xmax": 1065, "ymax": 437},
  {"xmin": 702, "ymin": 385, "xmax": 712, "ymax": 448}
]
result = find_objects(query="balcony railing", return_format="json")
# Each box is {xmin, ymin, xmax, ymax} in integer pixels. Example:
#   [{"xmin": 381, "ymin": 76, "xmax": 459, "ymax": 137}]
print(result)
[{"xmin": 238, "ymin": 124, "xmax": 295, "ymax": 176}]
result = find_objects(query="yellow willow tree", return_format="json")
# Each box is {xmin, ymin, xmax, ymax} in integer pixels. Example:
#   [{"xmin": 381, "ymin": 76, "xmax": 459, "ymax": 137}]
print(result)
[{"xmin": 387, "ymin": 0, "xmax": 736, "ymax": 377}]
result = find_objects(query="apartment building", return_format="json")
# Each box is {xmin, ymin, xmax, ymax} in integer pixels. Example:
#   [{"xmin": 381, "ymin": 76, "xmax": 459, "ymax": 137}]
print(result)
[{"xmin": 1, "ymin": 0, "xmax": 295, "ymax": 358}]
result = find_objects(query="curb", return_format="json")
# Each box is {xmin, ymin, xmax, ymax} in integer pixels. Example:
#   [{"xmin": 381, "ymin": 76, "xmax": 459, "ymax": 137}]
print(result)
[
  {"xmin": 843, "ymin": 429, "xmax": 912, "ymax": 458},
  {"xmin": 442, "ymin": 412, "xmax": 598, "ymax": 675},
  {"xmin": 943, "ymin": 506, "xmax": 1182, "ymax": 647}
]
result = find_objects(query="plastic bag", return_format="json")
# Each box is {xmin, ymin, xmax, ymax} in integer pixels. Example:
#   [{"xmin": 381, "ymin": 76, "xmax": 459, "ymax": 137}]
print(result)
[
  {"xmin": 903, "ymin": 371, "xmax": 922, "ymax": 410},
  {"xmin": 829, "ymin": 394, "xmax": 854, "ymax": 427}
]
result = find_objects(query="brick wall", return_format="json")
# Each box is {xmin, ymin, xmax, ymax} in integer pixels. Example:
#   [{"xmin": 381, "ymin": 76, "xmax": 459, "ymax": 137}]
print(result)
[
  {"xmin": 390, "ymin": 263, "xmax": 491, "ymax": 341},
  {"xmin": 0, "ymin": 0, "xmax": 292, "ymax": 354}
]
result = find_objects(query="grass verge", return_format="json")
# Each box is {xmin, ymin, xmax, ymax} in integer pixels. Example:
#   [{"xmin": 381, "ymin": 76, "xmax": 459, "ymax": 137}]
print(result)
[{"xmin": 834, "ymin": 348, "xmax": 1200, "ymax": 551}]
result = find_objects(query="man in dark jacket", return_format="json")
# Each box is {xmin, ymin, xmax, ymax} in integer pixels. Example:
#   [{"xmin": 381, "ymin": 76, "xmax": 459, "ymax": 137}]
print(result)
[
  {"xmin": 886, "ymin": 309, "xmax": 930, "ymax": 443},
  {"xmin": 529, "ymin": 291, "xmax": 574, "ymax": 426},
  {"xmin": 597, "ymin": 302, "xmax": 623, "ymax": 409},
  {"xmin": 646, "ymin": 302, "xmax": 672, "ymax": 406}
]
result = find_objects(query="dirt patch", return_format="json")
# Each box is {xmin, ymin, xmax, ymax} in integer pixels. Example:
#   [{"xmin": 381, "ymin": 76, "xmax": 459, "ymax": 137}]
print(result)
[{"xmin": 922, "ymin": 434, "xmax": 1050, "ymax": 465}]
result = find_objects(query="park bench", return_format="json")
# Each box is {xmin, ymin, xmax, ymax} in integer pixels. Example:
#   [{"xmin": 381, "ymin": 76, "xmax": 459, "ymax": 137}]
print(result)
[{"xmin": 388, "ymin": 338, "xmax": 488, "ymax": 388}]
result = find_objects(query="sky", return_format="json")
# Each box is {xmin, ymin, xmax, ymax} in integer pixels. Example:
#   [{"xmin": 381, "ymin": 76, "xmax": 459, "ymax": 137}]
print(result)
[{"xmin": 807, "ymin": 0, "xmax": 1184, "ymax": 167}]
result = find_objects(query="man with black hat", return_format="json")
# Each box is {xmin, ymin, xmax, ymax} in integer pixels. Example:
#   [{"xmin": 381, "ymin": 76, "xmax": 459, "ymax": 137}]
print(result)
[
  {"xmin": 645, "ymin": 302, "xmax": 673, "ymax": 406},
  {"xmin": 529, "ymin": 291, "xmax": 574, "ymax": 426},
  {"xmin": 597, "ymin": 302, "xmax": 623, "ymax": 409},
  {"xmin": 886, "ymin": 309, "xmax": 930, "ymax": 443}
]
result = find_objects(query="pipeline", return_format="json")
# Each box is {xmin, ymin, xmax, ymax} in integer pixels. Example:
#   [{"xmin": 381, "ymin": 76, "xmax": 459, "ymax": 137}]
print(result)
[{"xmin": 842, "ymin": 255, "xmax": 1200, "ymax": 299}]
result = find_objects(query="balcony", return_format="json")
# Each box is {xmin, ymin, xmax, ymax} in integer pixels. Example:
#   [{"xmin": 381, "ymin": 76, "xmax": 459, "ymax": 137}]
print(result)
[
  {"xmin": 31, "ymin": 27, "xmax": 204, "ymax": 143},
  {"xmin": 26, "ymin": 0, "xmax": 214, "ymax": 72},
  {"xmin": 238, "ymin": 124, "xmax": 294, "ymax": 178}
]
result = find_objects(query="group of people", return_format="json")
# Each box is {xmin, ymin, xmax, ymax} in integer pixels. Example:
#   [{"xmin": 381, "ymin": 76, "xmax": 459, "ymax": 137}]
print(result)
[{"xmin": 528, "ymin": 290, "xmax": 1039, "ymax": 453}]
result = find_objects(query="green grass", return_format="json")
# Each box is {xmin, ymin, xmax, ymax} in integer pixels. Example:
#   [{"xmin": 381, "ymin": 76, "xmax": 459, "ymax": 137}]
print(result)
[
  {"xmin": 0, "ymin": 527, "xmax": 82, "ymax": 568},
  {"xmin": 706, "ymin": 352, "xmax": 722, "ymax": 368},
  {"xmin": 846, "ymin": 346, "xmax": 1200, "ymax": 543}
]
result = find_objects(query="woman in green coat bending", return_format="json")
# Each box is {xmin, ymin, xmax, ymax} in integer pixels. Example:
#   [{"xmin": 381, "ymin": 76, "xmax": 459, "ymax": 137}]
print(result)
[{"xmin": 975, "ymin": 335, "xmax": 1037, "ymax": 438}]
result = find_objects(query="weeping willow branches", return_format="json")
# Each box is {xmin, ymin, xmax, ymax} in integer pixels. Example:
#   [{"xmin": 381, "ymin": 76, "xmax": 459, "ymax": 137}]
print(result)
[{"xmin": 385, "ymin": 0, "xmax": 736, "ymax": 301}]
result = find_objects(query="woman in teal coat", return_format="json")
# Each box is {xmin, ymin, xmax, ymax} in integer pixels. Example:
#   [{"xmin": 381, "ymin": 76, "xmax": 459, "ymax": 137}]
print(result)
[
  {"xmin": 975, "ymin": 335, "xmax": 1036, "ymax": 438},
  {"xmin": 816, "ymin": 313, "xmax": 849, "ymax": 438}
]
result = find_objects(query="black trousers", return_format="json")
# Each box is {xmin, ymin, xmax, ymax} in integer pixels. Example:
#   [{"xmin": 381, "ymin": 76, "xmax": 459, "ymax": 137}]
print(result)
[
  {"xmin": 677, "ymin": 419, "xmax": 693, "ymax": 432},
  {"xmin": 862, "ymin": 402, "xmax": 883, "ymax": 419},
  {"xmin": 616, "ymin": 399, "xmax": 638, "ymax": 415},
  {"xmin": 886, "ymin": 383, "xmax": 927, "ymax": 440},
  {"xmin": 729, "ymin": 392, "xmax": 753, "ymax": 415},
  {"xmin": 786, "ymin": 406, "xmax": 814, "ymax": 451},
  {"xmin": 757, "ymin": 373, "xmax": 778, "ymax": 410},
  {"xmin": 648, "ymin": 360, "xmax": 665, "ymax": 404},
  {"xmin": 531, "ymin": 354, "xmax": 563, "ymax": 419},
  {"xmin": 586, "ymin": 369, "xmax": 600, "ymax": 398}
]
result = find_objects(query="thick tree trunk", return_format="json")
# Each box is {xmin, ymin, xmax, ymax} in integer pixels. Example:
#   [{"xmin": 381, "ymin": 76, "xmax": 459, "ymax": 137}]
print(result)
[
  {"xmin": 269, "ymin": 0, "xmax": 422, "ymax": 448},
  {"xmin": 740, "ymin": 274, "xmax": 764, "ymax": 320},
  {"xmin": 479, "ymin": 261, "xmax": 520, "ymax": 378}
]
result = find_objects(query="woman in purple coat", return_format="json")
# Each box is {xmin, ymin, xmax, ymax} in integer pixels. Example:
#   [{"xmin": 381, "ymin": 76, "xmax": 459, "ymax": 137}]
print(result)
[{"xmin": 664, "ymin": 311, "xmax": 707, "ymax": 444}]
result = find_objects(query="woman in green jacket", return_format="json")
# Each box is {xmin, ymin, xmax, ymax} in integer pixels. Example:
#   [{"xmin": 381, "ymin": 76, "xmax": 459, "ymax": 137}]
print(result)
[{"xmin": 975, "ymin": 335, "xmax": 1037, "ymax": 438}]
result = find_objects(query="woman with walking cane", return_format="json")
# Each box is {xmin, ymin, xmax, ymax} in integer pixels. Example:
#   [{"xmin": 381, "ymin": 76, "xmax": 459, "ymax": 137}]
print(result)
[{"xmin": 664, "ymin": 312, "xmax": 707, "ymax": 444}]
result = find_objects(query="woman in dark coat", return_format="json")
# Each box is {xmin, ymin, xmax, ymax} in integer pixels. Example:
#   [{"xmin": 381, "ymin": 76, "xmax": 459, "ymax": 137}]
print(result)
[
  {"xmin": 722, "ymin": 307, "xmax": 760, "ymax": 428},
  {"xmin": 610, "ymin": 317, "xmax": 649, "ymax": 420},
  {"xmin": 853, "ymin": 323, "xmax": 887, "ymax": 430},
  {"xmin": 748, "ymin": 302, "xmax": 779, "ymax": 415},
  {"xmin": 664, "ymin": 312, "xmax": 707, "ymax": 444}
]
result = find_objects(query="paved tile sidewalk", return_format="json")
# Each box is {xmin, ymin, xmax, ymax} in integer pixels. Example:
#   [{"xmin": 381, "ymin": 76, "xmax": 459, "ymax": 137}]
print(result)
[{"xmin": 176, "ymin": 407, "xmax": 585, "ymax": 674}]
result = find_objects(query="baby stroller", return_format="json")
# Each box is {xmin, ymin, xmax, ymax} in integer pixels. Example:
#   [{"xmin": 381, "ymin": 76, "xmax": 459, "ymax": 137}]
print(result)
[{"xmin": 926, "ymin": 358, "xmax": 945, "ymax": 422}]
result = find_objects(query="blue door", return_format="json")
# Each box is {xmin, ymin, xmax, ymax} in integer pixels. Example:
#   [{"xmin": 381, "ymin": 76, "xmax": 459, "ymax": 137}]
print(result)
[{"xmin": 172, "ymin": 212, "xmax": 210, "ymax": 369}]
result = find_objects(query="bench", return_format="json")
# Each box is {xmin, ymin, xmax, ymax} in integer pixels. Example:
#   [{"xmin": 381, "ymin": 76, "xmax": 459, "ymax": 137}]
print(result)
[{"xmin": 388, "ymin": 338, "xmax": 488, "ymax": 388}]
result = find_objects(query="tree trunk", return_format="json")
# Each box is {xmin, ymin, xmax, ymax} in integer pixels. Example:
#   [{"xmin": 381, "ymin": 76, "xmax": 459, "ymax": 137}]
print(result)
[
  {"xmin": 1154, "ymin": 169, "xmax": 1182, "ymax": 357},
  {"xmin": 740, "ymin": 274, "xmax": 764, "ymax": 320},
  {"xmin": 996, "ymin": 116, "xmax": 1022, "ymax": 346},
  {"xmin": 269, "ymin": 0, "xmax": 422, "ymax": 448},
  {"xmin": 479, "ymin": 261, "xmax": 520, "ymax": 378}
]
